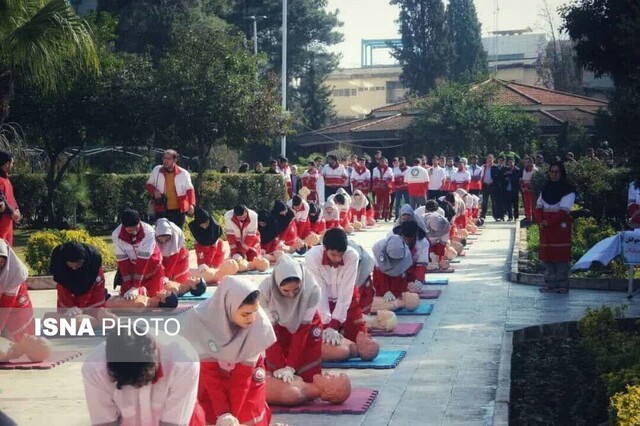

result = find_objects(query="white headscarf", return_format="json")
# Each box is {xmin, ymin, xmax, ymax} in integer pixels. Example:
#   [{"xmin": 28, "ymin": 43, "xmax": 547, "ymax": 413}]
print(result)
[
  {"xmin": 155, "ymin": 218, "xmax": 185, "ymax": 257},
  {"xmin": 393, "ymin": 204, "xmax": 429, "ymax": 239},
  {"xmin": 259, "ymin": 255, "xmax": 321, "ymax": 333},
  {"xmin": 323, "ymin": 200, "xmax": 340, "ymax": 221},
  {"xmin": 372, "ymin": 235, "xmax": 413, "ymax": 277},
  {"xmin": 179, "ymin": 276, "xmax": 276, "ymax": 364},
  {"xmin": 0, "ymin": 239, "xmax": 28, "ymax": 293},
  {"xmin": 351, "ymin": 189, "xmax": 369, "ymax": 210}
]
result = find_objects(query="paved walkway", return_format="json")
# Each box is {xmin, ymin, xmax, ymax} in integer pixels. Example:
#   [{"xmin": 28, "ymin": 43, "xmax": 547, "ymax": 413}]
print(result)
[{"xmin": 2, "ymin": 222, "xmax": 639, "ymax": 425}]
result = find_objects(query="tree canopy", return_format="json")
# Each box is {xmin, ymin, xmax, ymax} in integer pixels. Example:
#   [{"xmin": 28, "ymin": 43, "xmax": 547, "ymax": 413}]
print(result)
[{"xmin": 445, "ymin": 0, "xmax": 487, "ymax": 81}]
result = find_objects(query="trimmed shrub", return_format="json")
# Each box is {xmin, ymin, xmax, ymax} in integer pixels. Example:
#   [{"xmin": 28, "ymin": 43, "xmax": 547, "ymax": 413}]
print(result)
[
  {"xmin": 611, "ymin": 385, "xmax": 640, "ymax": 425},
  {"xmin": 25, "ymin": 229, "xmax": 116, "ymax": 275}
]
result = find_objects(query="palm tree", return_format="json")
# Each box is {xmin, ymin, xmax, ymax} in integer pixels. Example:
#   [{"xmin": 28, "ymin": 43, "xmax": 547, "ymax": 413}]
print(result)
[{"xmin": 0, "ymin": 0, "xmax": 100, "ymax": 124}]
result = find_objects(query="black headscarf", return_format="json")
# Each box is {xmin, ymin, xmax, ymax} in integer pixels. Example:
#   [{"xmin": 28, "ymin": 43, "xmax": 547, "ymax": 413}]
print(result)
[
  {"xmin": 541, "ymin": 161, "xmax": 575, "ymax": 205},
  {"xmin": 189, "ymin": 207, "xmax": 222, "ymax": 246},
  {"xmin": 258, "ymin": 209, "xmax": 279, "ymax": 244},
  {"xmin": 271, "ymin": 200, "xmax": 294, "ymax": 234},
  {"xmin": 308, "ymin": 202, "xmax": 320, "ymax": 223},
  {"xmin": 50, "ymin": 242, "xmax": 102, "ymax": 296}
]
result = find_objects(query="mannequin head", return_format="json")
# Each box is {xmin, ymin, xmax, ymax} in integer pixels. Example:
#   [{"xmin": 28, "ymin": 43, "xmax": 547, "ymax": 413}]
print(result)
[
  {"xmin": 352, "ymin": 221, "xmax": 363, "ymax": 231},
  {"xmin": 298, "ymin": 186, "xmax": 311, "ymax": 200},
  {"xmin": 219, "ymin": 259, "xmax": 240, "ymax": 275},
  {"xmin": 355, "ymin": 332, "xmax": 380, "ymax": 361},
  {"xmin": 376, "ymin": 310, "xmax": 397, "ymax": 331},
  {"xmin": 401, "ymin": 292, "xmax": 420, "ymax": 311},
  {"xmin": 251, "ymin": 256, "xmax": 270, "ymax": 272},
  {"xmin": 313, "ymin": 373, "xmax": 352, "ymax": 404}
]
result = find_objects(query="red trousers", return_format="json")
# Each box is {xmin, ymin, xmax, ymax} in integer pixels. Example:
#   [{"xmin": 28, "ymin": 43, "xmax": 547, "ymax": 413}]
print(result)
[
  {"xmin": 265, "ymin": 313, "xmax": 322, "ymax": 383},
  {"xmin": 429, "ymin": 242, "xmax": 447, "ymax": 260},
  {"xmin": 372, "ymin": 267, "xmax": 408, "ymax": 298},
  {"xmin": 195, "ymin": 240, "xmax": 225, "ymax": 268},
  {"xmin": 0, "ymin": 215, "xmax": 13, "ymax": 246},
  {"xmin": 295, "ymin": 220, "xmax": 311, "ymax": 240},
  {"xmin": 328, "ymin": 287, "xmax": 366, "ymax": 342},
  {"xmin": 374, "ymin": 190, "xmax": 391, "ymax": 220},
  {"xmin": 0, "ymin": 283, "xmax": 34, "ymax": 341},
  {"xmin": 358, "ymin": 277, "xmax": 375, "ymax": 315},
  {"xmin": 522, "ymin": 188, "xmax": 534, "ymax": 220},
  {"xmin": 163, "ymin": 247, "xmax": 190, "ymax": 284}
]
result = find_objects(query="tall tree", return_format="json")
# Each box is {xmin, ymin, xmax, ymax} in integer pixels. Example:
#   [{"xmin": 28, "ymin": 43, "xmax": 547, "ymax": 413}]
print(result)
[
  {"xmin": 562, "ymin": 0, "xmax": 640, "ymax": 163},
  {"xmin": 155, "ymin": 22, "xmax": 285, "ymax": 196},
  {"xmin": 445, "ymin": 0, "xmax": 487, "ymax": 81},
  {"xmin": 391, "ymin": 0, "xmax": 450, "ymax": 95},
  {"xmin": 0, "ymin": 0, "xmax": 99, "ymax": 123},
  {"xmin": 294, "ymin": 50, "xmax": 337, "ymax": 131},
  {"xmin": 535, "ymin": 0, "xmax": 583, "ymax": 94}
]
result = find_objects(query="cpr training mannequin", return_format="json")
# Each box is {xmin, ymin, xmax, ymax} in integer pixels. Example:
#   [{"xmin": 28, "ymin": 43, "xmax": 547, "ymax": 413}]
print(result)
[
  {"xmin": 260, "ymin": 255, "xmax": 323, "ymax": 383},
  {"xmin": 364, "ymin": 309, "xmax": 398, "ymax": 332},
  {"xmin": 188, "ymin": 258, "xmax": 239, "ymax": 285},
  {"xmin": 321, "ymin": 331, "xmax": 380, "ymax": 362},
  {"xmin": 266, "ymin": 372, "xmax": 352, "ymax": 407},
  {"xmin": 178, "ymin": 276, "xmax": 276, "ymax": 426},
  {"xmin": 0, "ymin": 334, "xmax": 51, "ymax": 363},
  {"xmin": 370, "ymin": 291, "xmax": 420, "ymax": 313}
]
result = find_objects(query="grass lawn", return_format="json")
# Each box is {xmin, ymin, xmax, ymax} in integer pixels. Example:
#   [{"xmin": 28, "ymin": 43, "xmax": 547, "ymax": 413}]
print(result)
[{"xmin": 13, "ymin": 227, "xmax": 115, "ymax": 275}]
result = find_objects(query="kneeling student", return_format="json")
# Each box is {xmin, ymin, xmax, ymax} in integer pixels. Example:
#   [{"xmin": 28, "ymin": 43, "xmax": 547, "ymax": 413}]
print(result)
[{"xmin": 262, "ymin": 255, "xmax": 322, "ymax": 383}]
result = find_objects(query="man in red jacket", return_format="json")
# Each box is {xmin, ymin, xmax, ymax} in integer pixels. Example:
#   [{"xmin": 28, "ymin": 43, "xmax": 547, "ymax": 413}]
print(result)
[
  {"xmin": 0, "ymin": 151, "xmax": 21, "ymax": 246},
  {"xmin": 145, "ymin": 149, "xmax": 196, "ymax": 228}
]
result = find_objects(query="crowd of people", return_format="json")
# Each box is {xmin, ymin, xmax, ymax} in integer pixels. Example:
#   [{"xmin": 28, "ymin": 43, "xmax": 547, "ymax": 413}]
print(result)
[{"xmin": 0, "ymin": 143, "xmax": 634, "ymax": 425}]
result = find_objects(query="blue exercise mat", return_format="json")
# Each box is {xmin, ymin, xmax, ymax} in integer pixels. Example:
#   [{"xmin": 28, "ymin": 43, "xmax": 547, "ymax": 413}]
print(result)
[
  {"xmin": 395, "ymin": 302, "xmax": 434, "ymax": 316},
  {"xmin": 425, "ymin": 278, "xmax": 449, "ymax": 285},
  {"xmin": 322, "ymin": 350, "xmax": 406, "ymax": 369},
  {"xmin": 179, "ymin": 289, "xmax": 215, "ymax": 301}
]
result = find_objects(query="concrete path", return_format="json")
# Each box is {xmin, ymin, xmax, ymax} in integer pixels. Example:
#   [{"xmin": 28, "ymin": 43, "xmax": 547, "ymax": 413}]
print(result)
[{"xmin": 2, "ymin": 222, "xmax": 639, "ymax": 426}]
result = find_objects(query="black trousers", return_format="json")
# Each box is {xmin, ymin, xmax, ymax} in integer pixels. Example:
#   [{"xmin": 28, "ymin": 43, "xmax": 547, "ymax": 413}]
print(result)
[
  {"xmin": 324, "ymin": 186, "xmax": 339, "ymax": 198},
  {"xmin": 481, "ymin": 184, "xmax": 499, "ymax": 219},
  {"xmin": 157, "ymin": 209, "xmax": 186, "ymax": 228},
  {"xmin": 501, "ymin": 190, "xmax": 519, "ymax": 219},
  {"xmin": 427, "ymin": 190, "xmax": 441, "ymax": 200}
]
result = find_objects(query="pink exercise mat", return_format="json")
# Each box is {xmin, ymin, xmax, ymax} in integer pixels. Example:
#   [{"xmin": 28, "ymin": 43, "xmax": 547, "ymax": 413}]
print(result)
[
  {"xmin": 370, "ymin": 322, "xmax": 423, "ymax": 337},
  {"xmin": 420, "ymin": 289, "xmax": 442, "ymax": 299},
  {"xmin": 271, "ymin": 388, "xmax": 378, "ymax": 414},
  {"xmin": 0, "ymin": 351, "xmax": 82, "ymax": 370}
]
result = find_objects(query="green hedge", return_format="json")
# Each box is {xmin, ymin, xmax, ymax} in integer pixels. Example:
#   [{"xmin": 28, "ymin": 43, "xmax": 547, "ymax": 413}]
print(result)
[{"xmin": 13, "ymin": 172, "xmax": 286, "ymax": 228}]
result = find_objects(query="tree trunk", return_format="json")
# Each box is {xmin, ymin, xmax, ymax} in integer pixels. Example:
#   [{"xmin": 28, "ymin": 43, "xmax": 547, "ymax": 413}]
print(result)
[
  {"xmin": 0, "ymin": 71, "xmax": 12, "ymax": 124},
  {"xmin": 45, "ymin": 155, "xmax": 58, "ymax": 226},
  {"xmin": 194, "ymin": 138, "xmax": 213, "ymax": 203}
]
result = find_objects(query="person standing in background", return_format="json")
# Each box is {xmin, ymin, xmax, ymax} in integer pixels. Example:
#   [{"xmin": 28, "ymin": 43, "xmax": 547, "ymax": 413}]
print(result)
[{"xmin": 0, "ymin": 151, "xmax": 20, "ymax": 246}]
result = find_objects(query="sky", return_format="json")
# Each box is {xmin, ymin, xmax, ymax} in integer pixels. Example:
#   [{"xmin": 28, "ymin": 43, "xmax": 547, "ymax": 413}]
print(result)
[{"xmin": 325, "ymin": 0, "xmax": 569, "ymax": 68}]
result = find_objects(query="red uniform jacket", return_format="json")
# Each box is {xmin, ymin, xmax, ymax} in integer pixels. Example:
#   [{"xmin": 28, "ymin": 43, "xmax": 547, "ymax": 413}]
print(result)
[
  {"xmin": 198, "ymin": 358, "xmax": 271, "ymax": 426},
  {"xmin": 534, "ymin": 193, "xmax": 574, "ymax": 263},
  {"xmin": 0, "ymin": 283, "xmax": 34, "ymax": 341},
  {"xmin": 0, "ymin": 175, "xmax": 17, "ymax": 246},
  {"xmin": 265, "ymin": 312, "xmax": 323, "ymax": 383},
  {"xmin": 301, "ymin": 171, "xmax": 322, "ymax": 203},
  {"xmin": 57, "ymin": 267, "xmax": 106, "ymax": 311},
  {"xmin": 195, "ymin": 240, "xmax": 226, "ymax": 268},
  {"xmin": 162, "ymin": 246, "xmax": 190, "ymax": 284},
  {"xmin": 224, "ymin": 209, "xmax": 261, "ymax": 260},
  {"xmin": 372, "ymin": 167, "xmax": 393, "ymax": 193},
  {"xmin": 351, "ymin": 167, "xmax": 371, "ymax": 194},
  {"xmin": 310, "ymin": 219, "xmax": 326, "ymax": 235},
  {"xmin": 145, "ymin": 166, "xmax": 196, "ymax": 214}
]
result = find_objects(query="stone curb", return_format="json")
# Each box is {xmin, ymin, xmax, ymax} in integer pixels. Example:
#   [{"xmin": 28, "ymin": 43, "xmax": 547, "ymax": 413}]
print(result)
[
  {"xmin": 492, "ymin": 331, "xmax": 513, "ymax": 426},
  {"xmin": 509, "ymin": 220, "xmax": 629, "ymax": 292}
]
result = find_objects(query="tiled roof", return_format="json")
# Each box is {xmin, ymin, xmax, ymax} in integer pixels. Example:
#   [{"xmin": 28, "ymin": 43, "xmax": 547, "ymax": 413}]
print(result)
[
  {"xmin": 532, "ymin": 110, "xmax": 564, "ymax": 127},
  {"xmin": 498, "ymin": 81, "xmax": 607, "ymax": 107},
  {"xmin": 372, "ymin": 97, "xmax": 427, "ymax": 113},
  {"xmin": 545, "ymin": 108, "xmax": 598, "ymax": 126},
  {"xmin": 313, "ymin": 117, "xmax": 374, "ymax": 134},
  {"xmin": 352, "ymin": 114, "xmax": 415, "ymax": 132}
]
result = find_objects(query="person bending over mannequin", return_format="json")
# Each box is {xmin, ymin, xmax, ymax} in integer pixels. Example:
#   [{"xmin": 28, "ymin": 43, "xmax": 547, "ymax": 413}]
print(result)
[
  {"xmin": 0, "ymin": 334, "xmax": 51, "ymax": 363},
  {"xmin": 155, "ymin": 218, "xmax": 191, "ymax": 285},
  {"xmin": 261, "ymin": 255, "xmax": 323, "ymax": 383},
  {"xmin": 189, "ymin": 207, "xmax": 226, "ymax": 269},
  {"xmin": 372, "ymin": 235, "xmax": 415, "ymax": 300},
  {"xmin": 392, "ymin": 205, "xmax": 430, "ymax": 291},
  {"xmin": 180, "ymin": 277, "xmax": 276, "ymax": 426},
  {"xmin": 0, "ymin": 239, "xmax": 34, "ymax": 341}
]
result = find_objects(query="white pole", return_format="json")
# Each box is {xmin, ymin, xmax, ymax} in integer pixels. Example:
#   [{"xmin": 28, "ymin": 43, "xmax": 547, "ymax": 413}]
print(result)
[
  {"xmin": 281, "ymin": 0, "xmax": 287, "ymax": 157},
  {"xmin": 252, "ymin": 18, "xmax": 258, "ymax": 56}
]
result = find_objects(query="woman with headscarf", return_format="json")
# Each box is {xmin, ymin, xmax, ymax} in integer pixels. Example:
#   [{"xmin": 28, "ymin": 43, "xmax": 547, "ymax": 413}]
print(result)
[
  {"xmin": 0, "ymin": 239, "xmax": 34, "ymax": 341},
  {"xmin": 189, "ymin": 207, "xmax": 225, "ymax": 268},
  {"xmin": 261, "ymin": 255, "xmax": 322, "ymax": 383},
  {"xmin": 322, "ymin": 200, "xmax": 341, "ymax": 230},
  {"xmin": 156, "ymin": 218, "xmax": 190, "ymax": 284},
  {"xmin": 272, "ymin": 200, "xmax": 298, "ymax": 248},
  {"xmin": 184, "ymin": 277, "xmax": 276, "ymax": 426},
  {"xmin": 258, "ymin": 209, "xmax": 282, "ymax": 259},
  {"xmin": 350, "ymin": 189, "xmax": 369, "ymax": 224},
  {"xmin": 535, "ymin": 162, "xmax": 575, "ymax": 294},
  {"xmin": 50, "ymin": 241, "xmax": 105, "ymax": 317},
  {"xmin": 308, "ymin": 202, "xmax": 326, "ymax": 236},
  {"xmin": 392, "ymin": 205, "xmax": 430, "ymax": 291},
  {"xmin": 371, "ymin": 234, "xmax": 415, "ymax": 301},
  {"xmin": 287, "ymin": 195, "xmax": 311, "ymax": 240}
]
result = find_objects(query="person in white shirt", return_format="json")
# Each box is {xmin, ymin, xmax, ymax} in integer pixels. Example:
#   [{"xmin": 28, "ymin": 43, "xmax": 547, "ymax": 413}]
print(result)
[
  {"xmin": 304, "ymin": 228, "xmax": 364, "ymax": 343},
  {"xmin": 520, "ymin": 156, "xmax": 539, "ymax": 223},
  {"xmin": 82, "ymin": 332, "xmax": 203, "ymax": 426},
  {"xmin": 467, "ymin": 155, "xmax": 483, "ymax": 196},
  {"xmin": 451, "ymin": 161, "xmax": 471, "ymax": 192},
  {"xmin": 350, "ymin": 157, "xmax": 371, "ymax": 196},
  {"xmin": 321, "ymin": 155, "xmax": 349, "ymax": 198},
  {"xmin": 393, "ymin": 156, "xmax": 411, "ymax": 219},
  {"xmin": 407, "ymin": 158, "xmax": 429, "ymax": 208},
  {"xmin": 428, "ymin": 156, "xmax": 446, "ymax": 200}
]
